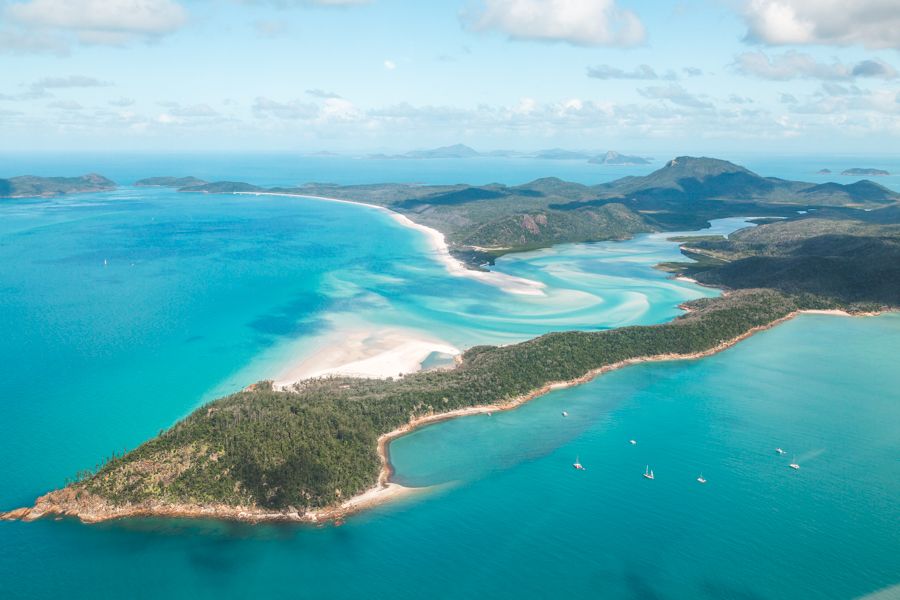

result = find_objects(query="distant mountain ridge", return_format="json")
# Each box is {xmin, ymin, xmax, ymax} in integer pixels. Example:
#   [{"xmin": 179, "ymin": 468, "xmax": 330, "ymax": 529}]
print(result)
[
  {"xmin": 164, "ymin": 155, "xmax": 899, "ymax": 264},
  {"xmin": 361, "ymin": 145, "xmax": 654, "ymax": 164},
  {"xmin": 586, "ymin": 156, "xmax": 897, "ymax": 208},
  {"xmin": 6, "ymin": 156, "xmax": 897, "ymax": 265},
  {"xmin": 589, "ymin": 151, "xmax": 651, "ymax": 165}
]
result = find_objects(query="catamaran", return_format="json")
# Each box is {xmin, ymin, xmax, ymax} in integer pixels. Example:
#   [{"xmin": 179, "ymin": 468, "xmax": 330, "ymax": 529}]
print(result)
[
  {"xmin": 643, "ymin": 465, "xmax": 654, "ymax": 480},
  {"xmin": 573, "ymin": 457, "xmax": 585, "ymax": 470},
  {"xmin": 697, "ymin": 473, "xmax": 707, "ymax": 484},
  {"xmin": 789, "ymin": 457, "xmax": 800, "ymax": 470}
]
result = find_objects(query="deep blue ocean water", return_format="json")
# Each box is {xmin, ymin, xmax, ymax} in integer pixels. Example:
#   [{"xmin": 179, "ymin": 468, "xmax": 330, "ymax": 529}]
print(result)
[{"xmin": 1, "ymin": 155, "xmax": 898, "ymax": 599}]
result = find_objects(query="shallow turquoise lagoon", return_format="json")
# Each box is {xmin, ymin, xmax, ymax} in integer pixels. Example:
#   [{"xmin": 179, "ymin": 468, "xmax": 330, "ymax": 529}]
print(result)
[
  {"xmin": 1, "ymin": 158, "xmax": 898, "ymax": 599},
  {"xmin": 0, "ymin": 186, "xmax": 720, "ymax": 514},
  {"xmin": 3, "ymin": 315, "xmax": 898, "ymax": 599}
]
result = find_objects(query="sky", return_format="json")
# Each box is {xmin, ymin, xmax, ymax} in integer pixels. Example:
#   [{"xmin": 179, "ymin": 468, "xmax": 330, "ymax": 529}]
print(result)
[{"xmin": 0, "ymin": 0, "xmax": 898, "ymax": 154}]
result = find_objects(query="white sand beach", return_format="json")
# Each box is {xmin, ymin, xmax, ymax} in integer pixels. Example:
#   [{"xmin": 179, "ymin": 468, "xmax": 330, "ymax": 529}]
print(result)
[
  {"xmin": 240, "ymin": 191, "xmax": 546, "ymax": 296},
  {"xmin": 273, "ymin": 325, "xmax": 460, "ymax": 387}
]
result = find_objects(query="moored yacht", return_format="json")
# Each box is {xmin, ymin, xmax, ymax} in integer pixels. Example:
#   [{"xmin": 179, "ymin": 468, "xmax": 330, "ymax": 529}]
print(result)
[
  {"xmin": 573, "ymin": 457, "xmax": 585, "ymax": 470},
  {"xmin": 643, "ymin": 465, "xmax": 654, "ymax": 480},
  {"xmin": 697, "ymin": 473, "xmax": 707, "ymax": 484},
  {"xmin": 789, "ymin": 457, "xmax": 800, "ymax": 470},
  {"xmin": 776, "ymin": 448, "xmax": 786, "ymax": 455}
]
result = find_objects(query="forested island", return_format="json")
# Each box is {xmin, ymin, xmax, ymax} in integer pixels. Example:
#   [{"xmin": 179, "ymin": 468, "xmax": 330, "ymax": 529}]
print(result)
[
  {"xmin": 172, "ymin": 156, "xmax": 898, "ymax": 266},
  {"xmin": 842, "ymin": 168, "xmax": 890, "ymax": 177},
  {"xmin": 134, "ymin": 176, "xmax": 207, "ymax": 188},
  {"xmin": 0, "ymin": 174, "xmax": 116, "ymax": 198},
  {"xmin": 3, "ymin": 156, "xmax": 899, "ymax": 525}
]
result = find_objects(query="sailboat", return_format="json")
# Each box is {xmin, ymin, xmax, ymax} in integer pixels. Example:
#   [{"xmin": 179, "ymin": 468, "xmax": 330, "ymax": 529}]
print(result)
[
  {"xmin": 789, "ymin": 457, "xmax": 800, "ymax": 470},
  {"xmin": 562, "ymin": 410, "xmax": 569, "ymax": 417},
  {"xmin": 697, "ymin": 473, "xmax": 707, "ymax": 484},
  {"xmin": 643, "ymin": 465, "xmax": 654, "ymax": 480},
  {"xmin": 572, "ymin": 456, "xmax": 585, "ymax": 470},
  {"xmin": 629, "ymin": 440, "xmax": 637, "ymax": 445},
  {"xmin": 775, "ymin": 447, "xmax": 786, "ymax": 455}
]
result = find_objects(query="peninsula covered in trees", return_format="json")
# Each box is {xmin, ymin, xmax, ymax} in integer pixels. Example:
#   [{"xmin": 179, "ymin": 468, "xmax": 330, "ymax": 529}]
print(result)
[{"xmin": 4, "ymin": 156, "xmax": 899, "ymax": 525}]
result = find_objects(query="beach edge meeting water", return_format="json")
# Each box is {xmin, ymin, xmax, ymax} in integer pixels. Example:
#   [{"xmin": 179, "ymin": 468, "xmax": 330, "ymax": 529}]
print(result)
[
  {"xmin": 3, "ymin": 300, "xmax": 885, "ymax": 525},
  {"xmin": 3, "ymin": 155, "xmax": 899, "ymax": 525}
]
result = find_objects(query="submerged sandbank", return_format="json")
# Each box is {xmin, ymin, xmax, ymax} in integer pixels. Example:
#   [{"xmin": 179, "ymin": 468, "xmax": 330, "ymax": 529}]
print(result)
[
  {"xmin": 273, "ymin": 325, "xmax": 460, "ymax": 386},
  {"xmin": 239, "ymin": 192, "xmax": 546, "ymax": 297}
]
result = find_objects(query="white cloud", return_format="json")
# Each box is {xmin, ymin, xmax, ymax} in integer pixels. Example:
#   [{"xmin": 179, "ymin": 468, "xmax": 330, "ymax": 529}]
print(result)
[
  {"xmin": 167, "ymin": 103, "xmax": 219, "ymax": 117},
  {"xmin": 109, "ymin": 97, "xmax": 135, "ymax": 107},
  {"xmin": 250, "ymin": 0, "xmax": 369, "ymax": 5},
  {"xmin": 587, "ymin": 64, "xmax": 677, "ymax": 81},
  {"xmin": 0, "ymin": 26, "xmax": 69, "ymax": 54},
  {"xmin": 383, "ymin": 59, "xmax": 397, "ymax": 70},
  {"xmin": 31, "ymin": 75, "xmax": 110, "ymax": 92},
  {"xmin": 253, "ymin": 97, "xmax": 319, "ymax": 120},
  {"xmin": 47, "ymin": 100, "xmax": 84, "ymax": 110},
  {"xmin": 468, "ymin": 0, "xmax": 645, "ymax": 47},
  {"xmin": 3, "ymin": 0, "xmax": 187, "ymax": 49},
  {"xmin": 780, "ymin": 93, "xmax": 798, "ymax": 104},
  {"xmin": 318, "ymin": 97, "xmax": 363, "ymax": 122},
  {"xmin": 306, "ymin": 89, "xmax": 342, "ymax": 99},
  {"xmin": 735, "ymin": 51, "xmax": 898, "ymax": 81},
  {"xmin": 11, "ymin": 91, "xmax": 900, "ymax": 149},
  {"xmin": 1, "ymin": 75, "xmax": 110, "ymax": 101},
  {"xmin": 638, "ymin": 84, "xmax": 713, "ymax": 110},
  {"xmin": 252, "ymin": 96, "xmax": 363, "ymax": 124},
  {"xmin": 788, "ymin": 87, "xmax": 900, "ymax": 115},
  {"xmin": 743, "ymin": 0, "xmax": 900, "ymax": 49}
]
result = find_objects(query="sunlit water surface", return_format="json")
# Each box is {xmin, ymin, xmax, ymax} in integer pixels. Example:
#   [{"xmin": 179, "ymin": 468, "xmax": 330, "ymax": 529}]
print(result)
[{"xmin": 1, "ymin": 156, "xmax": 898, "ymax": 599}]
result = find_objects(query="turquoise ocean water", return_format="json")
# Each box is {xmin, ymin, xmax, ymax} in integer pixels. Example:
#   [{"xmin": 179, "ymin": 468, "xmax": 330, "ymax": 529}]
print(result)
[{"xmin": 1, "ymin": 156, "xmax": 898, "ymax": 599}]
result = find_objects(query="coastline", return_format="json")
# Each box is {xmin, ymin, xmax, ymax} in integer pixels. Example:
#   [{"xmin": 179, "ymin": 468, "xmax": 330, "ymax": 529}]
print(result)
[
  {"xmin": 272, "ymin": 324, "xmax": 460, "ymax": 385},
  {"xmin": 238, "ymin": 192, "xmax": 546, "ymax": 297},
  {"xmin": 4, "ymin": 307, "xmax": 885, "ymax": 526},
  {"xmin": 328, "ymin": 307, "xmax": 889, "ymax": 521}
]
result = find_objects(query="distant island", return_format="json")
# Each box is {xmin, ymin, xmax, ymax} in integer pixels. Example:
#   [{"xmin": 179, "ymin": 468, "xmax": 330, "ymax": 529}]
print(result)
[
  {"xmin": 3, "ymin": 155, "xmax": 899, "ymax": 525},
  {"xmin": 363, "ymin": 145, "xmax": 652, "ymax": 165},
  {"xmin": 0, "ymin": 174, "xmax": 116, "ymax": 198},
  {"xmin": 842, "ymin": 168, "xmax": 890, "ymax": 176},
  {"xmin": 368, "ymin": 144, "xmax": 481, "ymax": 160},
  {"xmin": 534, "ymin": 148, "xmax": 593, "ymax": 160},
  {"xmin": 174, "ymin": 156, "xmax": 899, "ymax": 266},
  {"xmin": 4, "ymin": 157, "xmax": 897, "ymax": 270},
  {"xmin": 817, "ymin": 169, "xmax": 832, "ymax": 175},
  {"xmin": 589, "ymin": 151, "xmax": 651, "ymax": 166},
  {"xmin": 135, "ymin": 176, "xmax": 207, "ymax": 188}
]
